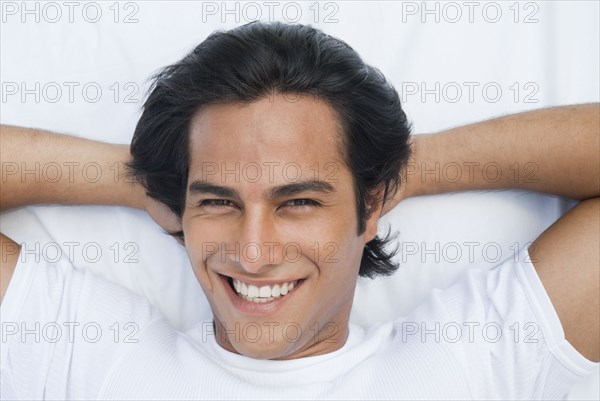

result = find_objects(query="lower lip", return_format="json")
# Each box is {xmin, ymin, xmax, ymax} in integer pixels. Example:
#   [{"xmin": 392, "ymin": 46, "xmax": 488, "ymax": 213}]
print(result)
[{"xmin": 220, "ymin": 275, "xmax": 304, "ymax": 316}]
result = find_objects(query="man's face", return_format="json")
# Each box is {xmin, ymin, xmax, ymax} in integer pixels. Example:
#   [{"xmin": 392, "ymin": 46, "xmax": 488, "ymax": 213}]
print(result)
[{"xmin": 182, "ymin": 93, "xmax": 381, "ymax": 360}]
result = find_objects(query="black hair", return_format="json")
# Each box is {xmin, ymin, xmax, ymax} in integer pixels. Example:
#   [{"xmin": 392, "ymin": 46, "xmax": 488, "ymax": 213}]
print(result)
[{"xmin": 128, "ymin": 21, "xmax": 412, "ymax": 278}]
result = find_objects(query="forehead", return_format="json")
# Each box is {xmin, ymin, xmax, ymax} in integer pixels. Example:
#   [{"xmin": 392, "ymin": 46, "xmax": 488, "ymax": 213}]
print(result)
[{"xmin": 187, "ymin": 93, "xmax": 345, "ymax": 172}]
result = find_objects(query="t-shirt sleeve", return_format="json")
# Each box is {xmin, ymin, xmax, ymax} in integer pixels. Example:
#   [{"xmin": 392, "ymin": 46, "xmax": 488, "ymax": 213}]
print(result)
[
  {"xmin": 396, "ymin": 247, "xmax": 599, "ymax": 400},
  {"xmin": 0, "ymin": 246, "xmax": 165, "ymax": 400}
]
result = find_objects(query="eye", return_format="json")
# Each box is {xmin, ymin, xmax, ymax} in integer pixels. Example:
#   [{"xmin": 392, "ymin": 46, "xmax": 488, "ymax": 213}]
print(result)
[
  {"xmin": 282, "ymin": 199, "xmax": 321, "ymax": 210},
  {"xmin": 198, "ymin": 199, "xmax": 236, "ymax": 208}
]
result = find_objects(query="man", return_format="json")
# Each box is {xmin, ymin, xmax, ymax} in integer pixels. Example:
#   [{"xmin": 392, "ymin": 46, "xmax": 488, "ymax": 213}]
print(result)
[{"xmin": 1, "ymin": 21, "xmax": 598, "ymax": 400}]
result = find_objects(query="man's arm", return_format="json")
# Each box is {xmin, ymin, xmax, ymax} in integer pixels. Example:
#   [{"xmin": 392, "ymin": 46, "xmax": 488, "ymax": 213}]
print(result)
[
  {"xmin": 0, "ymin": 125, "xmax": 148, "ymax": 302},
  {"xmin": 0, "ymin": 125, "xmax": 145, "ymax": 211},
  {"xmin": 393, "ymin": 104, "xmax": 600, "ymax": 362},
  {"xmin": 395, "ymin": 103, "xmax": 599, "ymax": 202}
]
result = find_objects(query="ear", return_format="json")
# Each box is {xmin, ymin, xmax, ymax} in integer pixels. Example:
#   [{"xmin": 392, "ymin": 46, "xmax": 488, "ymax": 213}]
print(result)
[{"xmin": 363, "ymin": 186, "xmax": 385, "ymax": 243}]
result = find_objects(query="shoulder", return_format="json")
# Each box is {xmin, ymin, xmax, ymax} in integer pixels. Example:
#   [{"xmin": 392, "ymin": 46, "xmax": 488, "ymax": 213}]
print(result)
[
  {"xmin": 0, "ymin": 233, "xmax": 19, "ymax": 303},
  {"xmin": 1, "ymin": 239, "xmax": 167, "ymax": 399},
  {"xmin": 528, "ymin": 197, "xmax": 599, "ymax": 362},
  {"xmin": 390, "ymin": 249, "xmax": 599, "ymax": 399}
]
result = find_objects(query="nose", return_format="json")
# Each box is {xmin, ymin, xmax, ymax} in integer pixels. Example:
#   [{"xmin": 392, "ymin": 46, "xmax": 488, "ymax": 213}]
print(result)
[{"xmin": 226, "ymin": 206, "xmax": 285, "ymax": 274}]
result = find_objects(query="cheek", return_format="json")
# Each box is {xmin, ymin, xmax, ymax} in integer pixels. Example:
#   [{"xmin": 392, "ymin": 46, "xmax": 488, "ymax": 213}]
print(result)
[
  {"xmin": 302, "ymin": 232, "xmax": 364, "ymax": 326},
  {"xmin": 182, "ymin": 219, "xmax": 222, "ymax": 289},
  {"xmin": 183, "ymin": 214, "xmax": 230, "ymax": 257},
  {"xmin": 303, "ymin": 216, "xmax": 365, "ymax": 283},
  {"xmin": 182, "ymin": 222, "xmax": 204, "ymax": 266}
]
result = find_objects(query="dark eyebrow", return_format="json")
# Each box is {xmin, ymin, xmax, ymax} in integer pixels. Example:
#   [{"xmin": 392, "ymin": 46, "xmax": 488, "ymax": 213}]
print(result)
[
  {"xmin": 188, "ymin": 181, "xmax": 240, "ymax": 198},
  {"xmin": 266, "ymin": 180, "xmax": 336, "ymax": 199},
  {"xmin": 187, "ymin": 179, "xmax": 335, "ymax": 200}
]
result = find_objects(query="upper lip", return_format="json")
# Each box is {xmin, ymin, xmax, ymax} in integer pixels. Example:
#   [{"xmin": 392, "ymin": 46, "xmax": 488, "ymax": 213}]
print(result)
[{"xmin": 220, "ymin": 273, "xmax": 304, "ymax": 287}]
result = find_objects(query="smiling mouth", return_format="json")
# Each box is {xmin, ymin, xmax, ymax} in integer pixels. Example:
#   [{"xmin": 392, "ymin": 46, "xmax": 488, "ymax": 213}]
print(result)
[{"xmin": 226, "ymin": 276, "xmax": 301, "ymax": 303}]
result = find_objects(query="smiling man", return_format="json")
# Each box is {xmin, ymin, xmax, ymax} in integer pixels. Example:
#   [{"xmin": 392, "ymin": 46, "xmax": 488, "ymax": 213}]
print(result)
[
  {"xmin": 124, "ymin": 21, "xmax": 411, "ymax": 362},
  {"xmin": 1, "ymin": 21, "xmax": 599, "ymax": 400},
  {"xmin": 183, "ymin": 96, "xmax": 369, "ymax": 359}
]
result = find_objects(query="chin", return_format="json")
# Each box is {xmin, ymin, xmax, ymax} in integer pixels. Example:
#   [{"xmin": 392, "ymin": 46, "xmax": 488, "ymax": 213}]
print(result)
[{"xmin": 230, "ymin": 338, "xmax": 299, "ymax": 360}]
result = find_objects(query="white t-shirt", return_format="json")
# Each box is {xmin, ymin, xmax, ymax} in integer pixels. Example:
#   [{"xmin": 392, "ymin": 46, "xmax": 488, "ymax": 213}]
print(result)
[{"xmin": 1, "ymin": 247, "xmax": 597, "ymax": 400}]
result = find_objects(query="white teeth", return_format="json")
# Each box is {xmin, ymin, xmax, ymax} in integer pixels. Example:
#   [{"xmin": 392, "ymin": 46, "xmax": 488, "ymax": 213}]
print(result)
[
  {"xmin": 231, "ymin": 279, "xmax": 298, "ymax": 302},
  {"xmin": 259, "ymin": 286, "xmax": 271, "ymax": 297},
  {"xmin": 247, "ymin": 285, "xmax": 259, "ymax": 298}
]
